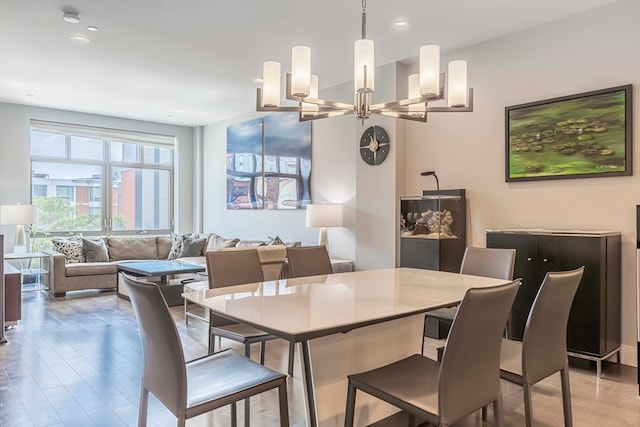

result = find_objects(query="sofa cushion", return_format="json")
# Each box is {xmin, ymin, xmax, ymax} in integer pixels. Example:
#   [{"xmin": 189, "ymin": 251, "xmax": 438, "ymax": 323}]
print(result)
[
  {"xmin": 65, "ymin": 262, "xmax": 119, "ymax": 277},
  {"xmin": 179, "ymin": 235, "xmax": 206, "ymax": 257},
  {"xmin": 82, "ymin": 237, "xmax": 109, "ymax": 263},
  {"xmin": 236, "ymin": 240, "xmax": 266, "ymax": 247},
  {"xmin": 52, "ymin": 236, "xmax": 84, "ymax": 264},
  {"xmin": 205, "ymin": 234, "xmax": 239, "ymax": 252},
  {"xmin": 157, "ymin": 236, "xmax": 172, "ymax": 259},
  {"xmin": 107, "ymin": 237, "xmax": 158, "ymax": 261}
]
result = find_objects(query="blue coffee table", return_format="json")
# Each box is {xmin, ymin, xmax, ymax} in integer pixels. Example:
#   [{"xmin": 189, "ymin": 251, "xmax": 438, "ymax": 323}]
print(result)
[{"xmin": 118, "ymin": 260, "xmax": 205, "ymax": 306}]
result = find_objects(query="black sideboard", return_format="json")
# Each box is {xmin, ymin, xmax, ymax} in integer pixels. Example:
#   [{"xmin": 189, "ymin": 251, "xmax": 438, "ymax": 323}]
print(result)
[{"xmin": 487, "ymin": 229, "xmax": 621, "ymax": 374}]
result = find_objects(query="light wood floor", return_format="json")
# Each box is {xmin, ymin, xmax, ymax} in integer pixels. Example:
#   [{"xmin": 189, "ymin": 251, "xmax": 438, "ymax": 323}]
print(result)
[{"xmin": 0, "ymin": 289, "xmax": 638, "ymax": 426}]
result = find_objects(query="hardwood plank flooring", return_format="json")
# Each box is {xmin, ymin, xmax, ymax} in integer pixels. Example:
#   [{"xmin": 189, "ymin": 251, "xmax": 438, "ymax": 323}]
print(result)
[{"xmin": 0, "ymin": 290, "xmax": 637, "ymax": 426}]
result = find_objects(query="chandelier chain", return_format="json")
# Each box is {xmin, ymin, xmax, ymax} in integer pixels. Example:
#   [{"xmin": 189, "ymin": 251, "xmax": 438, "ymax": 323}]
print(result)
[{"xmin": 361, "ymin": 0, "xmax": 367, "ymax": 39}]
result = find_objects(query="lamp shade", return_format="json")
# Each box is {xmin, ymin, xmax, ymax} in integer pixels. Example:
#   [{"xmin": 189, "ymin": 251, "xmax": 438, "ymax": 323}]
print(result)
[
  {"xmin": 262, "ymin": 61, "xmax": 281, "ymax": 107},
  {"xmin": 0, "ymin": 204, "xmax": 37, "ymax": 225},
  {"xmin": 305, "ymin": 204, "xmax": 343, "ymax": 228}
]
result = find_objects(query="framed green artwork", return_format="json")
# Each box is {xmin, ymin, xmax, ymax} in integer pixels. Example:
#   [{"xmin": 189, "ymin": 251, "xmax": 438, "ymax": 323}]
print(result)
[{"xmin": 505, "ymin": 85, "xmax": 632, "ymax": 182}]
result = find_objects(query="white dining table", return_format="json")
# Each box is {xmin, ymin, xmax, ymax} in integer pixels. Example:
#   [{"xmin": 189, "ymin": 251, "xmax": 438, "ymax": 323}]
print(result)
[{"xmin": 182, "ymin": 267, "xmax": 511, "ymax": 427}]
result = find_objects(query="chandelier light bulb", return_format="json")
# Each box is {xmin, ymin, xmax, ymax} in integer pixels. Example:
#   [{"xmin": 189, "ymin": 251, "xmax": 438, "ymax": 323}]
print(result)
[
  {"xmin": 291, "ymin": 46, "xmax": 311, "ymax": 97},
  {"xmin": 448, "ymin": 60, "xmax": 468, "ymax": 108},
  {"xmin": 302, "ymin": 75, "xmax": 319, "ymax": 115},
  {"xmin": 419, "ymin": 45, "xmax": 440, "ymax": 96},
  {"xmin": 408, "ymin": 74, "xmax": 424, "ymax": 116},
  {"xmin": 354, "ymin": 39, "xmax": 374, "ymax": 93},
  {"xmin": 262, "ymin": 61, "xmax": 281, "ymax": 107}
]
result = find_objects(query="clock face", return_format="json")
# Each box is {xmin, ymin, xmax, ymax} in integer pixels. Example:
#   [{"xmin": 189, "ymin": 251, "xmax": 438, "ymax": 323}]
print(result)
[{"xmin": 359, "ymin": 125, "xmax": 390, "ymax": 166}]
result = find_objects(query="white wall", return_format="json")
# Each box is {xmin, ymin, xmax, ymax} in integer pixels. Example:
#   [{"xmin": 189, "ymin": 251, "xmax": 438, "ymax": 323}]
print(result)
[
  {"xmin": 0, "ymin": 102, "xmax": 196, "ymax": 250},
  {"xmin": 404, "ymin": 0, "xmax": 640, "ymax": 365}
]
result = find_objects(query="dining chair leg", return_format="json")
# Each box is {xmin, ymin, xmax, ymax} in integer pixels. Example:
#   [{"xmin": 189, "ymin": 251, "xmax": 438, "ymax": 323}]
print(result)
[
  {"xmin": 183, "ymin": 299, "xmax": 189, "ymax": 326},
  {"xmin": 244, "ymin": 396, "xmax": 251, "ymax": 427},
  {"xmin": 493, "ymin": 393, "xmax": 504, "ymax": 427},
  {"xmin": 288, "ymin": 342, "xmax": 295, "ymax": 376},
  {"xmin": 408, "ymin": 414, "xmax": 416, "ymax": 427},
  {"xmin": 208, "ymin": 331, "xmax": 215, "ymax": 354},
  {"xmin": 260, "ymin": 341, "xmax": 266, "ymax": 365},
  {"xmin": 344, "ymin": 380, "xmax": 357, "ymax": 427},
  {"xmin": 560, "ymin": 364, "xmax": 573, "ymax": 427},
  {"xmin": 243, "ymin": 341, "xmax": 253, "ymax": 427},
  {"xmin": 138, "ymin": 386, "xmax": 149, "ymax": 427},
  {"xmin": 481, "ymin": 405, "xmax": 487, "ymax": 421},
  {"xmin": 278, "ymin": 379, "xmax": 290, "ymax": 427},
  {"xmin": 231, "ymin": 403, "xmax": 237, "ymax": 427},
  {"xmin": 523, "ymin": 382, "xmax": 533, "ymax": 427}
]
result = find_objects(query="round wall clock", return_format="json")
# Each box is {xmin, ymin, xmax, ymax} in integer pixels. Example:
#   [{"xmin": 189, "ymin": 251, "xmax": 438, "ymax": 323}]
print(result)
[{"xmin": 359, "ymin": 125, "xmax": 390, "ymax": 166}]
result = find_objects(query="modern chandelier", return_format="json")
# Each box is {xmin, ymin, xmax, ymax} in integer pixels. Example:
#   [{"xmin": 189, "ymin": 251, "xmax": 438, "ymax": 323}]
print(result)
[{"xmin": 256, "ymin": 0, "xmax": 474, "ymax": 123}]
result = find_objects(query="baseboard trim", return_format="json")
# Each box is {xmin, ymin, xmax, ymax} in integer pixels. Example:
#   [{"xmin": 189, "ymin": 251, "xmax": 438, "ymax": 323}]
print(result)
[{"xmin": 619, "ymin": 344, "xmax": 636, "ymax": 367}]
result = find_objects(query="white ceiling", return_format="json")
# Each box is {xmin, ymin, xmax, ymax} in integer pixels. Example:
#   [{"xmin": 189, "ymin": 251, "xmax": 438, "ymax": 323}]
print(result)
[{"xmin": 0, "ymin": 0, "xmax": 620, "ymax": 127}]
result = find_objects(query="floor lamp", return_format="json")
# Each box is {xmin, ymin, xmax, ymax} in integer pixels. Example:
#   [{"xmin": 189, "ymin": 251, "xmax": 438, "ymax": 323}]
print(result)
[
  {"xmin": 0, "ymin": 204, "xmax": 38, "ymax": 254},
  {"xmin": 305, "ymin": 204, "xmax": 344, "ymax": 256}
]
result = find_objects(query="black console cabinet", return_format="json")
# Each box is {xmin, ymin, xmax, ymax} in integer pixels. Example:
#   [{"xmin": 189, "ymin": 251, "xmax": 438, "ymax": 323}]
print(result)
[{"xmin": 487, "ymin": 230, "xmax": 621, "ymax": 359}]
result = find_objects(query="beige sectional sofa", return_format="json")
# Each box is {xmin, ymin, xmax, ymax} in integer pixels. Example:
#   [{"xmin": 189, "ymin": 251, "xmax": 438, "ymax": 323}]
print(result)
[{"xmin": 45, "ymin": 233, "xmax": 293, "ymax": 297}]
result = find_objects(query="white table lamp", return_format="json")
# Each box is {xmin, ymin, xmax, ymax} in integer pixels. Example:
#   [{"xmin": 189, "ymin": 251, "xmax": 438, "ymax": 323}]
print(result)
[
  {"xmin": 306, "ymin": 204, "xmax": 343, "ymax": 254},
  {"xmin": 0, "ymin": 204, "xmax": 38, "ymax": 254}
]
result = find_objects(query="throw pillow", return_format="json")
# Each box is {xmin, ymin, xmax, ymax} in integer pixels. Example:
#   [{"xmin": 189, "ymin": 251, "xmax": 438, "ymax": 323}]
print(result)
[
  {"xmin": 167, "ymin": 233, "xmax": 191, "ymax": 260},
  {"xmin": 179, "ymin": 235, "xmax": 206, "ymax": 258},
  {"xmin": 267, "ymin": 235, "xmax": 285, "ymax": 246},
  {"xmin": 52, "ymin": 236, "xmax": 84, "ymax": 264},
  {"xmin": 205, "ymin": 234, "xmax": 239, "ymax": 252},
  {"xmin": 82, "ymin": 237, "xmax": 109, "ymax": 263}
]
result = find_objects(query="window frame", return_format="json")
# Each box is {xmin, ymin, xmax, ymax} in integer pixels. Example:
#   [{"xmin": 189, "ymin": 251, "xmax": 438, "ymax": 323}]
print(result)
[{"xmin": 29, "ymin": 120, "xmax": 175, "ymax": 238}]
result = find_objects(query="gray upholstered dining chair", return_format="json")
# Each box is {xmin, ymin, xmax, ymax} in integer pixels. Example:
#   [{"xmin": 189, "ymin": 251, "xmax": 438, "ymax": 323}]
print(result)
[
  {"xmin": 499, "ymin": 267, "xmax": 584, "ymax": 427},
  {"xmin": 286, "ymin": 245, "xmax": 333, "ymax": 278},
  {"xmin": 423, "ymin": 246, "xmax": 516, "ymax": 345},
  {"xmin": 345, "ymin": 280, "xmax": 520, "ymax": 427},
  {"xmin": 123, "ymin": 273, "xmax": 290, "ymax": 427},
  {"xmin": 285, "ymin": 245, "xmax": 334, "ymax": 376},
  {"xmin": 206, "ymin": 249, "xmax": 276, "ymax": 360}
]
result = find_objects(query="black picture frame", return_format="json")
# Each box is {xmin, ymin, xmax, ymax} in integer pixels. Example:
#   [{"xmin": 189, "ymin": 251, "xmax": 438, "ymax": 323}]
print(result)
[{"xmin": 505, "ymin": 85, "xmax": 632, "ymax": 182}]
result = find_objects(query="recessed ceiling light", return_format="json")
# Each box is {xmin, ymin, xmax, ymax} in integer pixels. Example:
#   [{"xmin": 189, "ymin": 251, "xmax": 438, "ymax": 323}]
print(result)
[
  {"xmin": 253, "ymin": 78, "xmax": 264, "ymax": 84},
  {"xmin": 26, "ymin": 85, "xmax": 41, "ymax": 92},
  {"xmin": 63, "ymin": 12, "xmax": 80, "ymax": 24},
  {"xmin": 176, "ymin": 109, "xmax": 185, "ymax": 113},
  {"xmin": 70, "ymin": 35, "xmax": 90, "ymax": 45},
  {"xmin": 393, "ymin": 20, "xmax": 411, "ymax": 29},
  {"xmin": 87, "ymin": 26, "xmax": 99, "ymax": 32}
]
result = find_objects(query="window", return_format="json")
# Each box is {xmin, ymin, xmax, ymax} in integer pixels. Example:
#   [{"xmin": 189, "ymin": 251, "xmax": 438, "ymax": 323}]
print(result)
[
  {"xmin": 33, "ymin": 185, "xmax": 47, "ymax": 197},
  {"xmin": 30, "ymin": 121, "xmax": 175, "ymax": 236}
]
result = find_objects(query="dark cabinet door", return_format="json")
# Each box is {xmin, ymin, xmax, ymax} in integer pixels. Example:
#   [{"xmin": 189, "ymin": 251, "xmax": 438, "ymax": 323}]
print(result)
[
  {"xmin": 487, "ymin": 232, "xmax": 538, "ymax": 340},
  {"xmin": 539, "ymin": 235, "xmax": 604, "ymax": 354},
  {"xmin": 487, "ymin": 231, "xmax": 620, "ymax": 357}
]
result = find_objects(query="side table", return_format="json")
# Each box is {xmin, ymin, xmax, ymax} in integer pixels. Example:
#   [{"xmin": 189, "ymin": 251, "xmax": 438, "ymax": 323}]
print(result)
[
  {"xmin": 330, "ymin": 258, "xmax": 355, "ymax": 273},
  {"xmin": 4, "ymin": 252, "xmax": 50, "ymax": 291}
]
